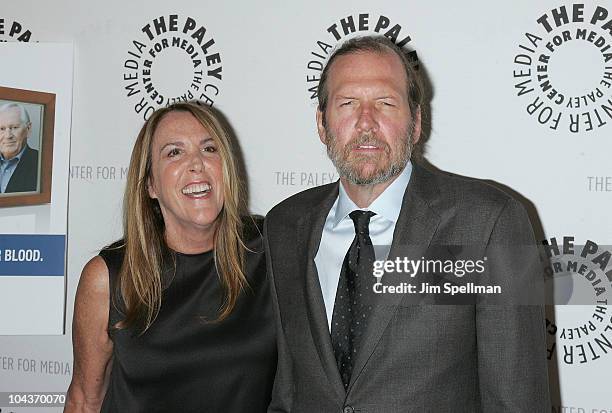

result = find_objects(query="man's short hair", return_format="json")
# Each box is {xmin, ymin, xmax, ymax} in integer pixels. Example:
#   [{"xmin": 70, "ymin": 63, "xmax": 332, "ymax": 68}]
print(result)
[
  {"xmin": 317, "ymin": 35, "xmax": 423, "ymax": 125},
  {"xmin": 0, "ymin": 102, "xmax": 31, "ymax": 125}
]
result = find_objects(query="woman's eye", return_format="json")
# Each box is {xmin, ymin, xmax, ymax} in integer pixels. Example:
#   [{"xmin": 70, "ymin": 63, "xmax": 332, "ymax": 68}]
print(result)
[
  {"xmin": 167, "ymin": 148, "xmax": 181, "ymax": 157},
  {"xmin": 203, "ymin": 146, "xmax": 217, "ymax": 153}
]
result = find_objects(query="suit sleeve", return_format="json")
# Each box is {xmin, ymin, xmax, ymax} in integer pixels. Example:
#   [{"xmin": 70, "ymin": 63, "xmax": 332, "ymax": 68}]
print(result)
[
  {"xmin": 264, "ymin": 219, "xmax": 294, "ymax": 413},
  {"xmin": 476, "ymin": 198, "xmax": 551, "ymax": 412}
]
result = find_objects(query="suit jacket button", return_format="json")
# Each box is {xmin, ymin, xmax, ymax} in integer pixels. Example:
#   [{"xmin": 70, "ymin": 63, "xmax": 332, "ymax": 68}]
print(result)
[{"xmin": 343, "ymin": 406, "xmax": 354, "ymax": 413}]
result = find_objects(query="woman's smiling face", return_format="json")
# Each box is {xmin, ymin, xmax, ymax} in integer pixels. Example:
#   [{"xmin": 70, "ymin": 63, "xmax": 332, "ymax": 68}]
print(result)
[{"xmin": 147, "ymin": 110, "xmax": 225, "ymax": 243}]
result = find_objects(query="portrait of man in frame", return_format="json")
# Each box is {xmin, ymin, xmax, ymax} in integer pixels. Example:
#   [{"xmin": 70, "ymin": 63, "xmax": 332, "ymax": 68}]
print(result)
[{"xmin": 0, "ymin": 86, "xmax": 55, "ymax": 207}]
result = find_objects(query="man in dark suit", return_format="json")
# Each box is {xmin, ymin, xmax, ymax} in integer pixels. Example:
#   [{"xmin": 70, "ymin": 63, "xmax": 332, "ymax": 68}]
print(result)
[
  {"xmin": 265, "ymin": 36, "xmax": 550, "ymax": 412},
  {"xmin": 0, "ymin": 103, "xmax": 39, "ymax": 193}
]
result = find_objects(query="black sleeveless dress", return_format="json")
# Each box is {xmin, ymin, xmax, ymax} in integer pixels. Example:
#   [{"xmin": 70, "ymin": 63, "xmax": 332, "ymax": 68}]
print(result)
[{"xmin": 99, "ymin": 219, "xmax": 276, "ymax": 413}]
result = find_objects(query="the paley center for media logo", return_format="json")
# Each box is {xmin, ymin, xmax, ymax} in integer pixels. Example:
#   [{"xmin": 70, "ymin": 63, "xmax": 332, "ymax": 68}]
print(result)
[
  {"xmin": 0, "ymin": 17, "xmax": 33, "ymax": 42},
  {"xmin": 305, "ymin": 12, "xmax": 417, "ymax": 102},
  {"xmin": 542, "ymin": 236, "xmax": 612, "ymax": 366},
  {"xmin": 513, "ymin": 4, "xmax": 612, "ymax": 133},
  {"xmin": 122, "ymin": 14, "xmax": 223, "ymax": 120}
]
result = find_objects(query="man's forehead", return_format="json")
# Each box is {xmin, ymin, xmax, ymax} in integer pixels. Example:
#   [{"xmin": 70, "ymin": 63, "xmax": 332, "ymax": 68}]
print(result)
[
  {"xmin": 0, "ymin": 107, "xmax": 22, "ymax": 120},
  {"xmin": 327, "ymin": 51, "xmax": 407, "ymax": 94}
]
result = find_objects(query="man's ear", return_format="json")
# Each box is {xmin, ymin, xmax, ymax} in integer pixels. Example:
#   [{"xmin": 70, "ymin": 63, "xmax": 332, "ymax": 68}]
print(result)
[
  {"xmin": 316, "ymin": 109, "xmax": 328, "ymax": 145},
  {"xmin": 411, "ymin": 107, "xmax": 422, "ymax": 145}
]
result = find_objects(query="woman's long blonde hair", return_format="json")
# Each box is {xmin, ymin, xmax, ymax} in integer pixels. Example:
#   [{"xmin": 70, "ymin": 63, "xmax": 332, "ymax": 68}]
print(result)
[{"xmin": 118, "ymin": 102, "xmax": 247, "ymax": 331}]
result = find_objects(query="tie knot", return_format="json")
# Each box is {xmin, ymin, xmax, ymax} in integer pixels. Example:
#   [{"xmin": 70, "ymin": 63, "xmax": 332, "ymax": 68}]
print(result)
[{"xmin": 349, "ymin": 210, "xmax": 375, "ymax": 235}]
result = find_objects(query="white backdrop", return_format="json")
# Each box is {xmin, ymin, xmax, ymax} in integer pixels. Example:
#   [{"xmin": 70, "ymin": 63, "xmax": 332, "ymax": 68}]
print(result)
[{"xmin": 1, "ymin": 0, "xmax": 611, "ymax": 411}]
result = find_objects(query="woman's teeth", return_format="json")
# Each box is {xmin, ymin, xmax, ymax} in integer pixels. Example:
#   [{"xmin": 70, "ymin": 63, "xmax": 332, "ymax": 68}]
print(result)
[{"xmin": 182, "ymin": 183, "xmax": 211, "ymax": 195}]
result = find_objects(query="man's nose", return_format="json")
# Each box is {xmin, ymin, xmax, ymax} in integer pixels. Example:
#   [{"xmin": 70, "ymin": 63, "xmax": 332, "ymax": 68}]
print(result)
[{"xmin": 356, "ymin": 105, "xmax": 378, "ymax": 133}]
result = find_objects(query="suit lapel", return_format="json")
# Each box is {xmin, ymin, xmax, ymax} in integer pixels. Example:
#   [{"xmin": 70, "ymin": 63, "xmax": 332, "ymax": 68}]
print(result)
[
  {"xmin": 6, "ymin": 145, "xmax": 37, "ymax": 193},
  {"xmin": 298, "ymin": 183, "xmax": 346, "ymax": 400},
  {"xmin": 349, "ymin": 165, "xmax": 442, "ymax": 390}
]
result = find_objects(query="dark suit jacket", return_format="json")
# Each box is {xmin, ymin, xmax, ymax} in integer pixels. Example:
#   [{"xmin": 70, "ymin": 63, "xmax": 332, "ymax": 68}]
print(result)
[
  {"xmin": 5, "ymin": 145, "xmax": 39, "ymax": 193},
  {"xmin": 265, "ymin": 164, "xmax": 550, "ymax": 413}
]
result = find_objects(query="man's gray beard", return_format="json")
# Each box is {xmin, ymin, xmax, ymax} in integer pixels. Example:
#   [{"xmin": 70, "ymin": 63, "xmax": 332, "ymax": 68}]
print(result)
[{"xmin": 325, "ymin": 128, "xmax": 413, "ymax": 186}]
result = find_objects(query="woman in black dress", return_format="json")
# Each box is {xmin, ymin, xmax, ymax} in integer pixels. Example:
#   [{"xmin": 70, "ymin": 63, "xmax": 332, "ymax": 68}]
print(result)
[{"xmin": 65, "ymin": 102, "xmax": 276, "ymax": 412}]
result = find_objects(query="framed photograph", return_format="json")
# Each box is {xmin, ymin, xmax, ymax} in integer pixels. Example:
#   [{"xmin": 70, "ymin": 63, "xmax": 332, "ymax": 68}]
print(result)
[{"xmin": 0, "ymin": 86, "xmax": 55, "ymax": 207}]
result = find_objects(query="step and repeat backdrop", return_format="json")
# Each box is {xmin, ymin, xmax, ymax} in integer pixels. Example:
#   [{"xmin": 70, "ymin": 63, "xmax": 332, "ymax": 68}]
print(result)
[{"xmin": 1, "ymin": 0, "xmax": 611, "ymax": 411}]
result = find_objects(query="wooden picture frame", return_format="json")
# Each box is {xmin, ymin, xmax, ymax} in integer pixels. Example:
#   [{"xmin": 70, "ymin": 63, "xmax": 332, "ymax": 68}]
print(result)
[{"xmin": 0, "ymin": 86, "xmax": 55, "ymax": 207}]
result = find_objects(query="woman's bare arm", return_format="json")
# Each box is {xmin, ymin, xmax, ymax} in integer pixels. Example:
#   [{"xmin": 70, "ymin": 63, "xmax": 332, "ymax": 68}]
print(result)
[{"xmin": 64, "ymin": 256, "xmax": 114, "ymax": 413}]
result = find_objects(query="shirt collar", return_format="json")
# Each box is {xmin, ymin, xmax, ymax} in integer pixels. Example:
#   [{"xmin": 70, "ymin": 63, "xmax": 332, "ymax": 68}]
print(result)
[
  {"xmin": 332, "ymin": 161, "xmax": 413, "ymax": 228},
  {"xmin": 0, "ymin": 144, "xmax": 27, "ymax": 163}
]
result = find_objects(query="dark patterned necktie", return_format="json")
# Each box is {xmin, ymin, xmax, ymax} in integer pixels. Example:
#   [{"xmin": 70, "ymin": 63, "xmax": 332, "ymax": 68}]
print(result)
[{"xmin": 331, "ymin": 210, "xmax": 376, "ymax": 389}]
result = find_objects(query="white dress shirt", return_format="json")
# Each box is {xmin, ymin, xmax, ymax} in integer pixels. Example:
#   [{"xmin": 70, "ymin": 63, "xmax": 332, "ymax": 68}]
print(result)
[{"xmin": 314, "ymin": 162, "xmax": 413, "ymax": 331}]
